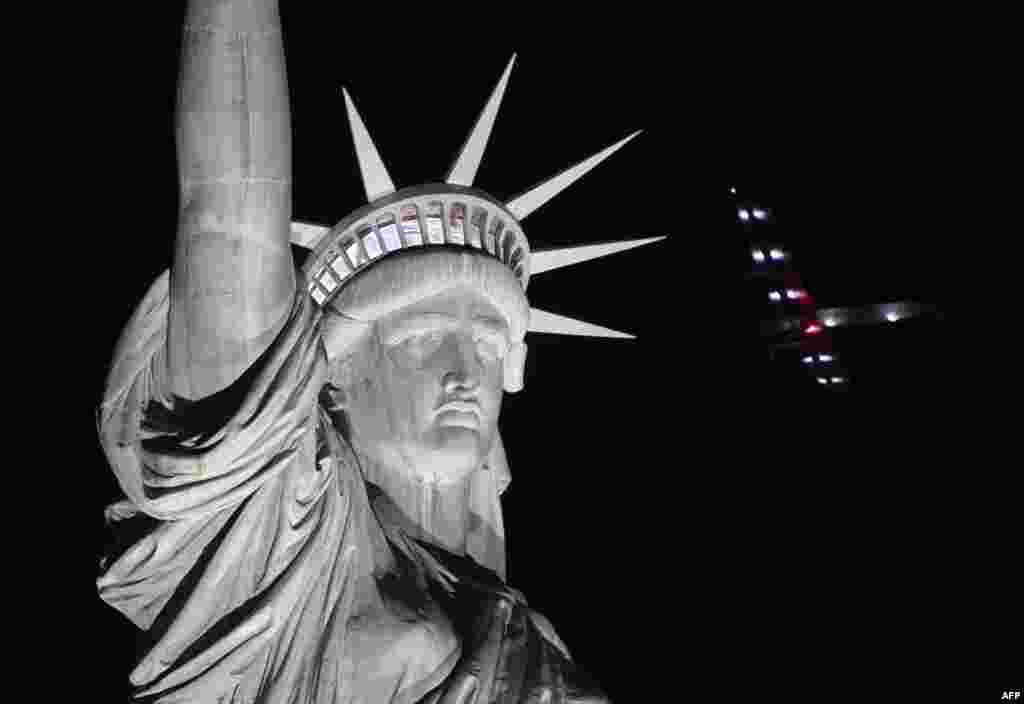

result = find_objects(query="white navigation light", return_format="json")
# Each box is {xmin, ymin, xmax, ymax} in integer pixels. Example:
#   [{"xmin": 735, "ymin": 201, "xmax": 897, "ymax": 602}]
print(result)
[
  {"xmin": 786, "ymin": 289, "xmax": 799, "ymax": 299},
  {"xmin": 886, "ymin": 312, "xmax": 899, "ymax": 322},
  {"xmin": 753, "ymin": 208, "xmax": 767, "ymax": 220},
  {"xmin": 824, "ymin": 317, "xmax": 838, "ymax": 328},
  {"xmin": 819, "ymin": 354, "xmax": 833, "ymax": 362},
  {"xmin": 769, "ymin": 249, "xmax": 784, "ymax": 261},
  {"xmin": 817, "ymin": 377, "xmax": 828, "ymax": 385},
  {"xmin": 831, "ymin": 377, "xmax": 844, "ymax": 384},
  {"xmin": 803, "ymin": 356, "xmax": 814, "ymax": 364},
  {"xmin": 769, "ymin": 290, "xmax": 782, "ymax": 302},
  {"xmin": 752, "ymin": 249, "xmax": 766, "ymax": 262},
  {"xmin": 730, "ymin": 186, "xmax": 737, "ymax": 194},
  {"xmin": 738, "ymin": 208, "xmax": 750, "ymax": 221}
]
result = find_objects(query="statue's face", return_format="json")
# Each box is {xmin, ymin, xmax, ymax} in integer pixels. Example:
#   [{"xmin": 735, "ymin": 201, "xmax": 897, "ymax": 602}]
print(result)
[{"xmin": 344, "ymin": 286, "xmax": 510, "ymax": 484}]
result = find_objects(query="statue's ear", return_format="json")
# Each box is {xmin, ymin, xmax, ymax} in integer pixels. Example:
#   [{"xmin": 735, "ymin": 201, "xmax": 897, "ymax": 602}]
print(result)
[{"xmin": 503, "ymin": 342, "xmax": 527, "ymax": 393}]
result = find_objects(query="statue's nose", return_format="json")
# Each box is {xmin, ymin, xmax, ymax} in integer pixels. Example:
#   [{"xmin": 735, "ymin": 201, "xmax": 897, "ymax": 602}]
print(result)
[
  {"xmin": 443, "ymin": 364, "xmax": 480, "ymax": 393},
  {"xmin": 442, "ymin": 337, "xmax": 480, "ymax": 393},
  {"xmin": 443, "ymin": 370, "xmax": 478, "ymax": 394}
]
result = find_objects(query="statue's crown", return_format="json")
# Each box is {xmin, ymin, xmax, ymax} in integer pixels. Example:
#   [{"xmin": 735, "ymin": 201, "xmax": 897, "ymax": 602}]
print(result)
[
  {"xmin": 304, "ymin": 184, "xmax": 531, "ymax": 307},
  {"xmin": 292, "ymin": 55, "xmax": 664, "ymax": 339}
]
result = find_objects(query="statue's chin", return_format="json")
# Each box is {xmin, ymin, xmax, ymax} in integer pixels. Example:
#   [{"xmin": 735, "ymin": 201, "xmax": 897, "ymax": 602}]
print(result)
[
  {"xmin": 360, "ymin": 430, "xmax": 488, "ymax": 487},
  {"xmin": 410, "ymin": 429, "xmax": 484, "ymax": 484}
]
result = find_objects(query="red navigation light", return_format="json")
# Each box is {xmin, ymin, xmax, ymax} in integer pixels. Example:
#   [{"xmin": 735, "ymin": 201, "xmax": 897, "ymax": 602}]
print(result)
[{"xmin": 804, "ymin": 323, "xmax": 823, "ymax": 335}]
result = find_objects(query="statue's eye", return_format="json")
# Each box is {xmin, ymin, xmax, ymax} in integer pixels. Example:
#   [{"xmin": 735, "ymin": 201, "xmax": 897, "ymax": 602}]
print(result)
[
  {"xmin": 401, "ymin": 330, "xmax": 443, "ymax": 352},
  {"xmin": 387, "ymin": 330, "xmax": 441, "ymax": 355}
]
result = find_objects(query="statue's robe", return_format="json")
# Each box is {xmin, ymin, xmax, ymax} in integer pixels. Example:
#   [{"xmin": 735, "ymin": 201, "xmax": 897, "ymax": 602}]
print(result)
[{"xmin": 97, "ymin": 271, "xmax": 609, "ymax": 703}]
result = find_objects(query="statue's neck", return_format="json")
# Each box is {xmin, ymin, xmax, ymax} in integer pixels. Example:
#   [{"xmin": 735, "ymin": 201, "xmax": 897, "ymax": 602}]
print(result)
[{"xmin": 354, "ymin": 448, "xmax": 475, "ymax": 557}]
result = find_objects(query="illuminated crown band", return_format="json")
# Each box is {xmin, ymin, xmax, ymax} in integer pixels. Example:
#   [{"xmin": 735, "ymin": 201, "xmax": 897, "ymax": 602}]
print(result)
[{"xmin": 293, "ymin": 55, "xmax": 664, "ymax": 339}]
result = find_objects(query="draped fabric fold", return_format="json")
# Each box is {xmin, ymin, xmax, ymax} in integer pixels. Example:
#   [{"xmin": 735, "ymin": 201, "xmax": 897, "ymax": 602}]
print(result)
[
  {"xmin": 408, "ymin": 543, "xmax": 612, "ymax": 704},
  {"xmin": 96, "ymin": 274, "xmax": 458, "ymax": 703},
  {"xmin": 99, "ymin": 269, "xmax": 325, "ymax": 523}
]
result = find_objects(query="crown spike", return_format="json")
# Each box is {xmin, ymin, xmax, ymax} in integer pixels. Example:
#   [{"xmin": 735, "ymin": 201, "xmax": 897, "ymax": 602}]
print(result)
[
  {"xmin": 342, "ymin": 87, "xmax": 396, "ymax": 203},
  {"xmin": 528, "ymin": 307, "xmax": 635, "ymax": 339},
  {"xmin": 446, "ymin": 54, "xmax": 517, "ymax": 188},
  {"xmin": 505, "ymin": 130, "xmax": 642, "ymax": 221},
  {"xmin": 531, "ymin": 236, "xmax": 665, "ymax": 275},
  {"xmin": 291, "ymin": 221, "xmax": 331, "ymax": 250}
]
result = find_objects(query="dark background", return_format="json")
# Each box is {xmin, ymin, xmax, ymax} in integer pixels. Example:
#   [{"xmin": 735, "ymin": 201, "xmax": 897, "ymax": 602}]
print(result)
[{"xmin": 58, "ymin": 5, "xmax": 1015, "ymax": 701}]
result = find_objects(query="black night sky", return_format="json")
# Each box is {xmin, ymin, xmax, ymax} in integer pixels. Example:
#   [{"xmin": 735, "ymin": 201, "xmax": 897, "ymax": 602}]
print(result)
[{"xmin": 59, "ymin": 6, "xmax": 1014, "ymax": 701}]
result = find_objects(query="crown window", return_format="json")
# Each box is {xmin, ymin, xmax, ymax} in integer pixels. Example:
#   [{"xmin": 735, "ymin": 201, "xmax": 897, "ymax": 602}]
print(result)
[
  {"xmin": 509, "ymin": 246, "xmax": 524, "ymax": 272},
  {"xmin": 328, "ymin": 251, "xmax": 352, "ymax": 281},
  {"xmin": 500, "ymin": 229, "xmax": 516, "ymax": 263},
  {"xmin": 485, "ymin": 218, "xmax": 504, "ymax": 255},
  {"xmin": 426, "ymin": 201, "xmax": 446, "ymax": 244},
  {"xmin": 447, "ymin": 203, "xmax": 466, "ymax": 245},
  {"xmin": 316, "ymin": 268, "xmax": 339, "ymax": 293},
  {"xmin": 358, "ymin": 224, "xmax": 383, "ymax": 260},
  {"xmin": 376, "ymin": 214, "xmax": 402, "ymax": 252},
  {"xmin": 468, "ymin": 207, "xmax": 486, "ymax": 248},
  {"xmin": 339, "ymin": 233, "xmax": 365, "ymax": 269},
  {"xmin": 399, "ymin": 205, "xmax": 424, "ymax": 246}
]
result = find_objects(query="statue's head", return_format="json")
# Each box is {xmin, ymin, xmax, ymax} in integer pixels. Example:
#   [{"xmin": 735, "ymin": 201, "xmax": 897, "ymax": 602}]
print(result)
[
  {"xmin": 322, "ymin": 248, "xmax": 528, "ymax": 485},
  {"xmin": 300, "ymin": 56, "xmax": 657, "ymax": 487}
]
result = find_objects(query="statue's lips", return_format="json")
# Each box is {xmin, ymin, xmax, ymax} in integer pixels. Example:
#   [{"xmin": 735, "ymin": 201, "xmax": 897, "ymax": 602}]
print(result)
[{"xmin": 435, "ymin": 401, "xmax": 481, "ymax": 429}]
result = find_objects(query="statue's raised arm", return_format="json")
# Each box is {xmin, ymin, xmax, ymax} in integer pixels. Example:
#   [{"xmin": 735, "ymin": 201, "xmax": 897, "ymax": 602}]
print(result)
[{"xmin": 168, "ymin": 0, "xmax": 294, "ymax": 400}]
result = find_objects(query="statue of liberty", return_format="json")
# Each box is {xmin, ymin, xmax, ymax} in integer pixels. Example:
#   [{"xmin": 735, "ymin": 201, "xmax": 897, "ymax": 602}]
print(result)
[{"xmin": 96, "ymin": 2, "xmax": 662, "ymax": 701}]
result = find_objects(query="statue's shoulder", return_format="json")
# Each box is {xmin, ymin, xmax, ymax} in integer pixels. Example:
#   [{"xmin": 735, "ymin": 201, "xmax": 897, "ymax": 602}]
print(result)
[{"xmin": 412, "ymin": 546, "xmax": 612, "ymax": 702}]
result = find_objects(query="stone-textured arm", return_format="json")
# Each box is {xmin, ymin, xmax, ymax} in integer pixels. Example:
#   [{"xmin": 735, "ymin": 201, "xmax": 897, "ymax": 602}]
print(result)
[{"xmin": 168, "ymin": 0, "xmax": 294, "ymax": 400}]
